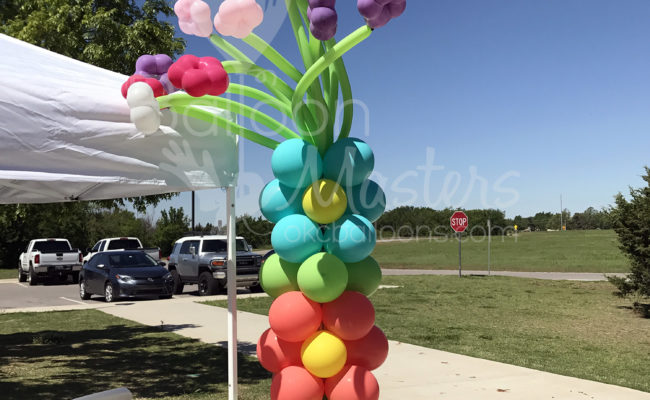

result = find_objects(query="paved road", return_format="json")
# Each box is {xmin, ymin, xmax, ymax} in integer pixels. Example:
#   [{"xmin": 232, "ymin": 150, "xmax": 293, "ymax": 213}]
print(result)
[{"xmin": 0, "ymin": 278, "xmax": 256, "ymax": 310}]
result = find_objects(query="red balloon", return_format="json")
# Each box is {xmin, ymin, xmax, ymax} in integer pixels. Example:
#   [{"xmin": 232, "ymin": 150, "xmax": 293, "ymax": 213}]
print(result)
[
  {"xmin": 269, "ymin": 291, "xmax": 322, "ymax": 342},
  {"xmin": 167, "ymin": 54, "xmax": 229, "ymax": 97},
  {"xmin": 271, "ymin": 366, "xmax": 324, "ymax": 400},
  {"xmin": 257, "ymin": 328, "xmax": 303, "ymax": 373},
  {"xmin": 121, "ymin": 74, "xmax": 166, "ymax": 98},
  {"xmin": 344, "ymin": 326, "xmax": 389, "ymax": 371},
  {"xmin": 325, "ymin": 365, "xmax": 379, "ymax": 400},
  {"xmin": 323, "ymin": 291, "xmax": 375, "ymax": 341}
]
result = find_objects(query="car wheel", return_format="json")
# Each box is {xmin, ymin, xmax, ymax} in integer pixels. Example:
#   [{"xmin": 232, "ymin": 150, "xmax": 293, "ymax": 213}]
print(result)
[
  {"xmin": 170, "ymin": 269, "xmax": 184, "ymax": 294},
  {"xmin": 18, "ymin": 265, "xmax": 27, "ymax": 282},
  {"xmin": 79, "ymin": 279, "xmax": 91, "ymax": 300},
  {"xmin": 198, "ymin": 271, "xmax": 217, "ymax": 296},
  {"xmin": 104, "ymin": 282, "xmax": 116, "ymax": 303},
  {"xmin": 71, "ymin": 272, "xmax": 80, "ymax": 284},
  {"xmin": 249, "ymin": 283, "xmax": 264, "ymax": 293},
  {"xmin": 27, "ymin": 265, "xmax": 38, "ymax": 286}
]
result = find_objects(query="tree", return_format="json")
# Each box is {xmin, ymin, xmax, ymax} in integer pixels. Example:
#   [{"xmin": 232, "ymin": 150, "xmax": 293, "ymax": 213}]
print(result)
[
  {"xmin": 154, "ymin": 207, "xmax": 190, "ymax": 256},
  {"xmin": 1, "ymin": 0, "xmax": 185, "ymax": 75},
  {"xmin": 609, "ymin": 167, "xmax": 650, "ymax": 306}
]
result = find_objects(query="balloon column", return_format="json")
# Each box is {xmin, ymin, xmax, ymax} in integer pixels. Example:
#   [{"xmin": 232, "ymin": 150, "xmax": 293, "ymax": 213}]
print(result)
[{"xmin": 123, "ymin": 1, "xmax": 405, "ymax": 398}]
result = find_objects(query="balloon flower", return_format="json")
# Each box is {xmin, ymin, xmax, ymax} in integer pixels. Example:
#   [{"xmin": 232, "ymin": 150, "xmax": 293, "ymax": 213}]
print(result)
[
  {"xmin": 167, "ymin": 55, "xmax": 229, "ymax": 97},
  {"xmin": 134, "ymin": 54, "xmax": 176, "ymax": 94},
  {"xmin": 357, "ymin": 0, "xmax": 406, "ymax": 29},
  {"xmin": 213, "ymin": 0, "xmax": 264, "ymax": 39},
  {"xmin": 126, "ymin": 1, "xmax": 407, "ymax": 398},
  {"xmin": 174, "ymin": 0, "xmax": 214, "ymax": 37},
  {"xmin": 307, "ymin": 0, "xmax": 338, "ymax": 41}
]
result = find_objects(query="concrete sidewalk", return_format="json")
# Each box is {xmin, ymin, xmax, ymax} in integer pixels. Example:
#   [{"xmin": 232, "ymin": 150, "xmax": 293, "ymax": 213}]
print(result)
[{"xmin": 100, "ymin": 297, "xmax": 650, "ymax": 400}]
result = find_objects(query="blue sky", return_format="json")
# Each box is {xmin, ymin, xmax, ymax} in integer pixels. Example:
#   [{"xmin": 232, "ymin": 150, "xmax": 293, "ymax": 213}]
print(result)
[{"xmin": 146, "ymin": 0, "xmax": 650, "ymax": 225}]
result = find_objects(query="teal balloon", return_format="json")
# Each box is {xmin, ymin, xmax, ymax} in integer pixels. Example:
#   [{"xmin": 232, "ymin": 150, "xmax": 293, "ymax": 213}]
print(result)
[
  {"xmin": 323, "ymin": 138, "xmax": 374, "ymax": 187},
  {"xmin": 324, "ymin": 214, "xmax": 376, "ymax": 263},
  {"xmin": 346, "ymin": 179, "xmax": 386, "ymax": 223},
  {"xmin": 271, "ymin": 214, "xmax": 324, "ymax": 263},
  {"xmin": 259, "ymin": 253, "xmax": 301, "ymax": 298},
  {"xmin": 298, "ymin": 252, "xmax": 348, "ymax": 303},
  {"xmin": 259, "ymin": 179, "xmax": 304, "ymax": 223},
  {"xmin": 271, "ymin": 139, "xmax": 323, "ymax": 189},
  {"xmin": 346, "ymin": 256, "xmax": 382, "ymax": 296}
]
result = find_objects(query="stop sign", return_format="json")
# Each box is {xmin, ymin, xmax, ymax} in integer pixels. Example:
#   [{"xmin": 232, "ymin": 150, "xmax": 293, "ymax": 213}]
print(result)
[{"xmin": 450, "ymin": 211, "xmax": 468, "ymax": 233}]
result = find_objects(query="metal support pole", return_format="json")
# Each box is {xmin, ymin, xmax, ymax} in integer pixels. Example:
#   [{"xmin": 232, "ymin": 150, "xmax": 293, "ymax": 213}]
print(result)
[
  {"xmin": 226, "ymin": 186, "xmax": 238, "ymax": 400},
  {"xmin": 458, "ymin": 232, "xmax": 462, "ymax": 277},
  {"xmin": 487, "ymin": 219, "xmax": 491, "ymax": 276},
  {"xmin": 191, "ymin": 191, "xmax": 195, "ymax": 231}
]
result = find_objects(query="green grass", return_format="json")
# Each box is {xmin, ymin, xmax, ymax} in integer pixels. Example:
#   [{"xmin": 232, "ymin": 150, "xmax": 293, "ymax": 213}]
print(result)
[
  {"xmin": 205, "ymin": 275, "xmax": 650, "ymax": 392},
  {"xmin": 0, "ymin": 310, "xmax": 271, "ymax": 400},
  {"xmin": 373, "ymin": 229, "xmax": 629, "ymax": 272},
  {"xmin": 0, "ymin": 268, "xmax": 15, "ymax": 279}
]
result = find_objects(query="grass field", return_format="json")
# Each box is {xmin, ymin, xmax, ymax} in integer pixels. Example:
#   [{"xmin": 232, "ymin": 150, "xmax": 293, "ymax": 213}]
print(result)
[
  {"xmin": 0, "ymin": 269, "xmax": 14, "ymax": 279},
  {"xmin": 0, "ymin": 310, "xmax": 271, "ymax": 400},
  {"xmin": 206, "ymin": 275, "xmax": 650, "ymax": 392},
  {"xmin": 372, "ymin": 229, "xmax": 629, "ymax": 272}
]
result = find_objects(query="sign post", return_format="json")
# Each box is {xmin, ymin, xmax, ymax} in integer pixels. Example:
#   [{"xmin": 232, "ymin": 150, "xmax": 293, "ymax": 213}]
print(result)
[
  {"xmin": 450, "ymin": 211, "xmax": 469, "ymax": 277},
  {"xmin": 487, "ymin": 219, "xmax": 491, "ymax": 276}
]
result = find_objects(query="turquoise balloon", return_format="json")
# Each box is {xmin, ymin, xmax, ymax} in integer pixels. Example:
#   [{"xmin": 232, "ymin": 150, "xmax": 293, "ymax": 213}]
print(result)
[
  {"xmin": 323, "ymin": 138, "xmax": 374, "ymax": 187},
  {"xmin": 259, "ymin": 179, "xmax": 304, "ymax": 223},
  {"xmin": 271, "ymin": 139, "xmax": 323, "ymax": 189},
  {"xmin": 298, "ymin": 252, "xmax": 348, "ymax": 303},
  {"xmin": 271, "ymin": 214, "xmax": 324, "ymax": 263},
  {"xmin": 324, "ymin": 214, "xmax": 376, "ymax": 263},
  {"xmin": 346, "ymin": 179, "xmax": 386, "ymax": 223}
]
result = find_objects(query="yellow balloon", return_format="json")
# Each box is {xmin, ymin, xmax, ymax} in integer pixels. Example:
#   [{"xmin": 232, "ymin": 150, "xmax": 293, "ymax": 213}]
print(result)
[
  {"xmin": 300, "ymin": 330, "xmax": 347, "ymax": 378},
  {"xmin": 302, "ymin": 179, "xmax": 348, "ymax": 224}
]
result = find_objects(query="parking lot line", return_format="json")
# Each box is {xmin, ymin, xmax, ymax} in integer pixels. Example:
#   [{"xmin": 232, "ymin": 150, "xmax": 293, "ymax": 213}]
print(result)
[
  {"xmin": 13, "ymin": 282, "xmax": 27, "ymax": 288},
  {"xmin": 60, "ymin": 297, "xmax": 87, "ymax": 305}
]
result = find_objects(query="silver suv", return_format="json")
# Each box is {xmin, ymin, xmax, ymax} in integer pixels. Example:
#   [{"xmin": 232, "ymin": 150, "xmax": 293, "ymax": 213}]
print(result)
[{"xmin": 167, "ymin": 235, "xmax": 262, "ymax": 296}]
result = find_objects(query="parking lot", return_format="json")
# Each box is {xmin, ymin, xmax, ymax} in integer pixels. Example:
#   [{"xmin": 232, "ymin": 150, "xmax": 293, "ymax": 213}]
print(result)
[{"xmin": 0, "ymin": 278, "xmax": 256, "ymax": 310}]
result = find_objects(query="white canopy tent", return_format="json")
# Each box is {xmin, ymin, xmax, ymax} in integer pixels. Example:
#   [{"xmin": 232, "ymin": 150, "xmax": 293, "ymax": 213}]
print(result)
[{"xmin": 0, "ymin": 34, "xmax": 242, "ymax": 399}]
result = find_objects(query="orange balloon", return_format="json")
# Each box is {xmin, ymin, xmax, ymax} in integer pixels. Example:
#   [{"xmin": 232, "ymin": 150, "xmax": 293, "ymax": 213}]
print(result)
[
  {"xmin": 257, "ymin": 328, "xmax": 303, "ymax": 373},
  {"xmin": 271, "ymin": 366, "xmax": 324, "ymax": 400},
  {"xmin": 269, "ymin": 291, "xmax": 322, "ymax": 342},
  {"xmin": 325, "ymin": 365, "xmax": 379, "ymax": 400},
  {"xmin": 323, "ymin": 291, "xmax": 375, "ymax": 341},
  {"xmin": 344, "ymin": 326, "xmax": 389, "ymax": 371}
]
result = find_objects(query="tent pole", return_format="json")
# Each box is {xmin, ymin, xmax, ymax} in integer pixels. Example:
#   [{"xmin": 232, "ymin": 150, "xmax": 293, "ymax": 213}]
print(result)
[{"xmin": 226, "ymin": 186, "xmax": 238, "ymax": 400}]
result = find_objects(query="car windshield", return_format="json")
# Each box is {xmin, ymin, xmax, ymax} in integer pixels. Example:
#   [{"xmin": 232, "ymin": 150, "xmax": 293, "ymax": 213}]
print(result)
[
  {"xmin": 107, "ymin": 252, "xmax": 157, "ymax": 268},
  {"xmin": 201, "ymin": 239, "xmax": 248, "ymax": 253},
  {"xmin": 107, "ymin": 239, "xmax": 141, "ymax": 250},
  {"xmin": 33, "ymin": 241, "xmax": 72, "ymax": 253}
]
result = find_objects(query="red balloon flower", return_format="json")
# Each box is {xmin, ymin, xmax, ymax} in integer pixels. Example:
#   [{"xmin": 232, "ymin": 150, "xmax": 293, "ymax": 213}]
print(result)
[
  {"xmin": 121, "ymin": 74, "xmax": 166, "ymax": 98},
  {"xmin": 167, "ymin": 54, "xmax": 229, "ymax": 97}
]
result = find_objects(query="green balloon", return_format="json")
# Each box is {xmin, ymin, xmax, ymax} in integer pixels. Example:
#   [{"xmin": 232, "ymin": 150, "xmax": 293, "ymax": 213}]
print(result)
[
  {"xmin": 298, "ymin": 252, "xmax": 348, "ymax": 303},
  {"xmin": 259, "ymin": 254, "xmax": 301, "ymax": 298},
  {"xmin": 346, "ymin": 256, "xmax": 382, "ymax": 296}
]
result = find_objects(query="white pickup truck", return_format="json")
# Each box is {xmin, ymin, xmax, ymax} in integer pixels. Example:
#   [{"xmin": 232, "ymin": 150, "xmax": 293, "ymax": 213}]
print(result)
[
  {"xmin": 83, "ymin": 237, "xmax": 161, "ymax": 263},
  {"xmin": 19, "ymin": 238, "xmax": 83, "ymax": 285}
]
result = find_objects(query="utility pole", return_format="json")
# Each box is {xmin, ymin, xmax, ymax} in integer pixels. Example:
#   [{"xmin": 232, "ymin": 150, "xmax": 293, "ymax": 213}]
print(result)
[{"xmin": 560, "ymin": 194, "xmax": 564, "ymax": 232}]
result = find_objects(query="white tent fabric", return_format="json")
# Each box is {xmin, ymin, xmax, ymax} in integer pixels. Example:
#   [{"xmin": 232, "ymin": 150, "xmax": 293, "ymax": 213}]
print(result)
[{"xmin": 0, "ymin": 33, "xmax": 238, "ymax": 204}]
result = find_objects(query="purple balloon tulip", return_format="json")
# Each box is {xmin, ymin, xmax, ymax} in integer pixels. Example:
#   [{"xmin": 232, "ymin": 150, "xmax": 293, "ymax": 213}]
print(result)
[
  {"xmin": 357, "ymin": 0, "xmax": 406, "ymax": 29},
  {"xmin": 307, "ymin": 0, "xmax": 337, "ymax": 41},
  {"xmin": 136, "ymin": 54, "xmax": 173, "ymax": 76}
]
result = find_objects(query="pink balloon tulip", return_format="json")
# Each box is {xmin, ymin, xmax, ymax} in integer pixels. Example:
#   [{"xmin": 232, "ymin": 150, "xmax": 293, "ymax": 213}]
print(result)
[
  {"xmin": 174, "ymin": 0, "xmax": 214, "ymax": 37},
  {"xmin": 214, "ymin": 0, "xmax": 264, "ymax": 39}
]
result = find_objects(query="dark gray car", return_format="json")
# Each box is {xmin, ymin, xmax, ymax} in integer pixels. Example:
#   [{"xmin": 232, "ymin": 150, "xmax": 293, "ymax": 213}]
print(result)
[{"xmin": 79, "ymin": 250, "xmax": 174, "ymax": 302}]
